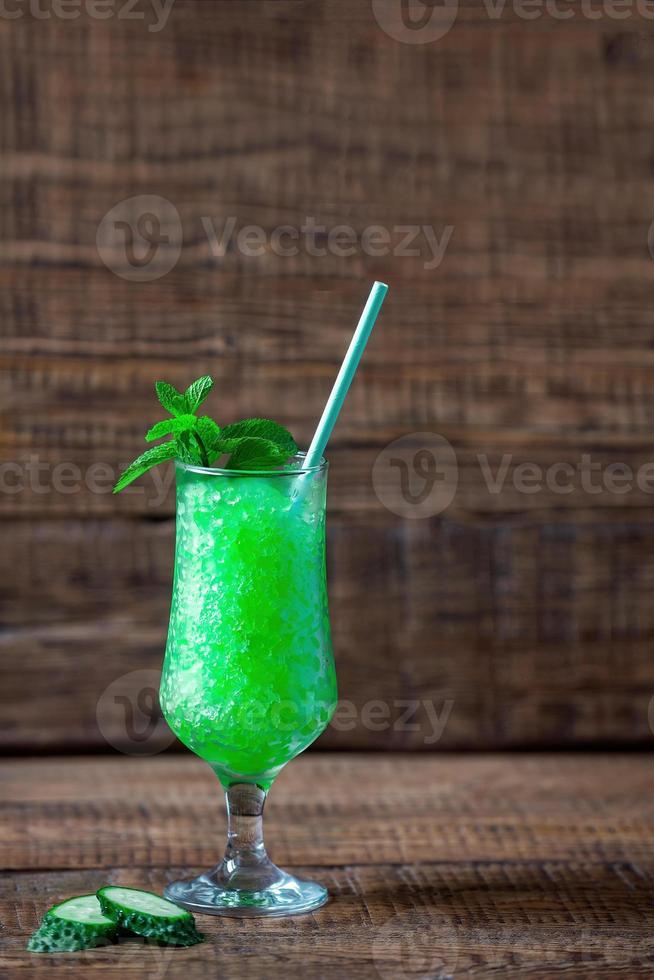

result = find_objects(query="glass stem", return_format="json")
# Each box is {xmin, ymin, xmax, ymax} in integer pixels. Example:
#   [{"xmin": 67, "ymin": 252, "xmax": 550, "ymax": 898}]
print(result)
[{"xmin": 220, "ymin": 783, "xmax": 279, "ymax": 890}]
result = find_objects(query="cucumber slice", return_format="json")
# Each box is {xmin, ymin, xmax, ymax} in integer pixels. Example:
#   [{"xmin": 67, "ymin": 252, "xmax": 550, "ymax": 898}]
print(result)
[
  {"xmin": 27, "ymin": 894, "xmax": 118, "ymax": 953},
  {"xmin": 97, "ymin": 886, "xmax": 202, "ymax": 946}
]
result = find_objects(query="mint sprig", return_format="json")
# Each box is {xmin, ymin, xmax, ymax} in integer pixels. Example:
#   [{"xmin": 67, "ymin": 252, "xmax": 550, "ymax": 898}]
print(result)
[
  {"xmin": 224, "ymin": 437, "xmax": 289, "ymax": 471},
  {"xmin": 219, "ymin": 418, "xmax": 297, "ymax": 458},
  {"xmin": 183, "ymin": 376, "xmax": 214, "ymax": 414},
  {"xmin": 113, "ymin": 442, "xmax": 178, "ymax": 493},
  {"xmin": 113, "ymin": 375, "xmax": 298, "ymax": 493},
  {"xmin": 154, "ymin": 381, "xmax": 187, "ymax": 417}
]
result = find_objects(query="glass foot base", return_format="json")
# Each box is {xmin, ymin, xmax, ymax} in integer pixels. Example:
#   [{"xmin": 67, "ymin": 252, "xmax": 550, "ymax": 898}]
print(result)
[{"xmin": 164, "ymin": 868, "xmax": 328, "ymax": 918}]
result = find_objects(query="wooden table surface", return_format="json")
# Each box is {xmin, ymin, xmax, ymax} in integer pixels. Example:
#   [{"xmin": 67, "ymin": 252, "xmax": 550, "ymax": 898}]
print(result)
[{"xmin": 1, "ymin": 752, "xmax": 653, "ymax": 978}]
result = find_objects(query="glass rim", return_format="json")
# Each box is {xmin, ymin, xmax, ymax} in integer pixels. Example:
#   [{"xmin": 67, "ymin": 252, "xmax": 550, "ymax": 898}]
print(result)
[{"xmin": 176, "ymin": 450, "xmax": 328, "ymax": 478}]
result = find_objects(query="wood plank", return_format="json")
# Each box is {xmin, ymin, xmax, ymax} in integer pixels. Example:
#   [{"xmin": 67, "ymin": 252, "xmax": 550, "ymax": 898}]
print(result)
[
  {"xmin": 2, "ymin": 754, "xmax": 654, "ymax": 870},
  {"xmin": 3, "ymin": 516, "xmax": 654, "ymax": 751},
  {"xmin": 2, "ymin": 754, "xmax": 654, "ymax": 977},
  {"xmin": 6, "ymin": 279, "xmax": 654, "ymax": 458},
  {"xmin": 7, "ymin": 438, "xmax": 654, "ymax": 518},
  {"xmin": 0, "ymin": 520, "xmax": 654, "ymax": 752},
  {"xmin": 5, "ymin": 271, "xmax": 654, "ymax": 489},
  {"xmin": 3, "ymin": 862, "xmax": 654, "ymax": 978}
]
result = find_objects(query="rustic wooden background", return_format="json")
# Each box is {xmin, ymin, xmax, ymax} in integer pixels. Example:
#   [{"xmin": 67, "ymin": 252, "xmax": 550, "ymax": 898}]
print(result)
[{"xmin": 2, "ymin": 1, "xmax": 654, "ymax": 753}]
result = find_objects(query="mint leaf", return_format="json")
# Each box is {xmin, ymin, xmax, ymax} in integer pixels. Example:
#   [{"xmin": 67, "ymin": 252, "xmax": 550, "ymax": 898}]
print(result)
[
  {"xmin": 190, "ymin": 433, "xmax": 209, "ymax": 466},
  {"xmin": 155, "ymin": 381, "xmax": 187, "ymax": 417},
  {"xmin": 196, "ymin": 416, "xmax": 221, "ymax": 458},
  {"xmin": 223, "ymin": 436, "xmax": 288, "ymax": 471},
  {"xmin": 145, "ymin": 414, "xmax": 198, "ymax": 442},
  {"xmin": 176, "ymin": 431, "xmax": 198, "ymax": 465},
  {"xmin": 163, "ymin": 429, "xmax": 209, "ymax": 467},
  {"xmin": 113, "ymin": 442, "xmax": 178, "ymax": 493},
  {"xmin": 184, "ymin": 376, "xmax": 213, "ymax": 414},
  {"xmin": 219, "ymin": 419, "xmax": 297, "ymax": 458},
  {"xmin": 146, "ymin": 419, "xmax": 177, "ymax": 442}
]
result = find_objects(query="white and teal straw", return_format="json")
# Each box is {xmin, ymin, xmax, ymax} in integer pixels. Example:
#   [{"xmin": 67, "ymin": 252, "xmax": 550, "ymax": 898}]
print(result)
[{"xmin": 304, "ymin": 281, "xmax": 388, "ymax": 469}]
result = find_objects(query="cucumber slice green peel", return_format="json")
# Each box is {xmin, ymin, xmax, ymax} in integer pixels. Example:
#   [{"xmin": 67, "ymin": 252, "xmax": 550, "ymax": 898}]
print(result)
[
  {"xmin": 27, "ymin": 894, "xmax": 118, "ymax": 953},
  {"xmin": 97, "ymin": 886, "xmax": 203, "ymax": 946}
]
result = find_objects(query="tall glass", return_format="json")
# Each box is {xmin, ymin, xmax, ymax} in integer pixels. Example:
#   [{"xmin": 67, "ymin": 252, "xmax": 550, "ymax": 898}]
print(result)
[{"xmin": 159, "ymin": 453, "xmax": 337, "ymax": 916}]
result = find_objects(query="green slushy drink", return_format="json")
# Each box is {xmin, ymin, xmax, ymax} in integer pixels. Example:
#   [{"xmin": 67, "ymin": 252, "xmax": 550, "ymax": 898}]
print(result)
[{"xmin": 160, "ymin": 457, "xmax": 337, "ymax": 789}]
